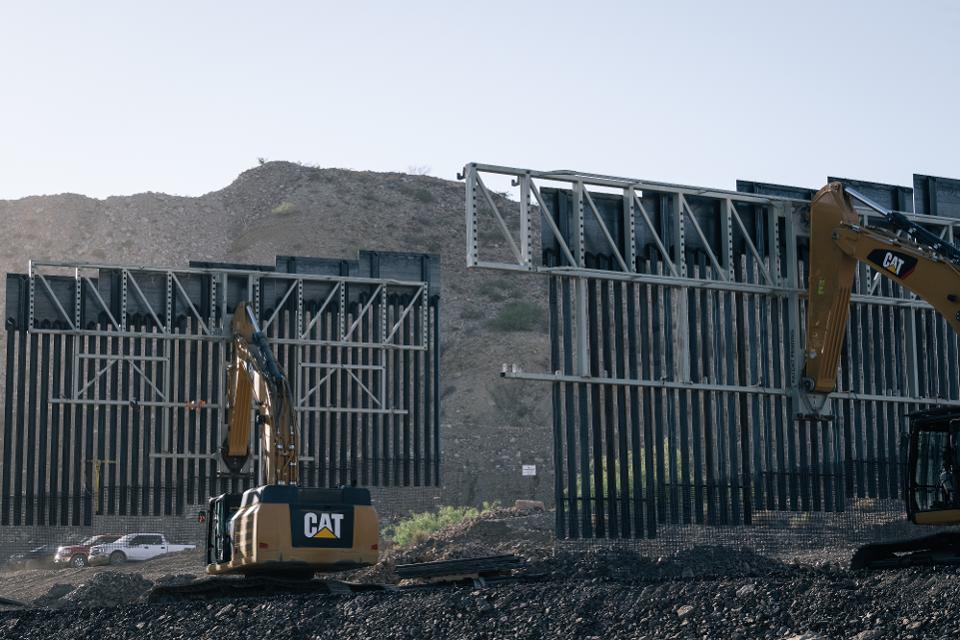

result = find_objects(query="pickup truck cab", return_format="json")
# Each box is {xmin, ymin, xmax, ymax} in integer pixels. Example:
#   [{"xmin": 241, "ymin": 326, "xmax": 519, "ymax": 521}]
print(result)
[
  {"xmin": 88, "ymin": 533, "xmax": 196, "ymax": 566},
  {"xmin": 54, "ymin": 534, "xmax": 122, "ymax": 568}
]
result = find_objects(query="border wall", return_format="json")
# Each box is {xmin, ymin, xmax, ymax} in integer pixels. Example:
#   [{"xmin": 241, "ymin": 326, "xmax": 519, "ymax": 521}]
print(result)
[
  {"xmin": 0, "ymin": 250, "xmax": 440, "ymax": 558},
  {"xmin": 464, "ymin": 163, "xmax": 960, "ymax": 550}
]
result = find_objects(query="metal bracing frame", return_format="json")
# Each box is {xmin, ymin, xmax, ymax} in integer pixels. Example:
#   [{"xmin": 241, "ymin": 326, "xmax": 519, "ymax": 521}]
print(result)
[
  {"xmin": 466, "ymin": 162, "xmax": 960, "ymax": 538},
  {"xmin": 23, "ymin": 259, "xmax": 430, "ymax": 453},
  {"xmin": 464, "ymin": 162, "xmax": 960, "ymax": 393},
  {"xmin": 28, "ymin": 261, "xmax": 429, "ymax": 344}
]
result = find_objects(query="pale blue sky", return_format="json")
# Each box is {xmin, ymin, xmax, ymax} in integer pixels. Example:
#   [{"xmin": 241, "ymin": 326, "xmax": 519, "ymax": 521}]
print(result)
[{"xmin": 0, "ymin": 1, "xmax": 956, "ymax": 199}]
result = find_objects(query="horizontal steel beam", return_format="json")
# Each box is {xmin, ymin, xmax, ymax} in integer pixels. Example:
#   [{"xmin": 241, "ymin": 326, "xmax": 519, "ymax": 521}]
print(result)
[
  {"xmin": 29, "ymin": 259, "xmax": 428, "ymax": 290},
  {"xmin": 502, "ymin": 370, "xmax": 789, "ymax": 396}
]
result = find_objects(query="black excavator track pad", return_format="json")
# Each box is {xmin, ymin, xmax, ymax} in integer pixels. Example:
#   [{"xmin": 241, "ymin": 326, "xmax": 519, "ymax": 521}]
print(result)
[
  {"xmin": 851, "ymin": 531, "xmax": 960, "ymax": 570},
  {"xmin": 148, "ymin": 555, "xmax": 543, "ymax": 602}
]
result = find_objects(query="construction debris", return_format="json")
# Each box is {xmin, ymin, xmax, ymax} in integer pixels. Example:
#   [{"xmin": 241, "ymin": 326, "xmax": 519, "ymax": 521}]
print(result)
[
  {"xmin": 32, "ymin": 572, "xmax": 155, "ymax": 610},
  {"xmin": 3, "ymin": 550, "xmax": 960, "ymax": 639}
]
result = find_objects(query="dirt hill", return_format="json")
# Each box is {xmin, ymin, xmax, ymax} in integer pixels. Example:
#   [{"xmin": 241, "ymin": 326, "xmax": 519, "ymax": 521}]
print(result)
[{"xmin": 0, "ymin": 161, "xmax": 553, "ymax": 508}]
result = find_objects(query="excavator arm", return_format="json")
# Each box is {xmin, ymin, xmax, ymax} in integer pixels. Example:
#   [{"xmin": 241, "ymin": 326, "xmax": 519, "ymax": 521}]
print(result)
[
  {"xmin": 220, "ymin": 302, "xmax": 300, "ymax": 485},
  {"xmin": 803, "ymin": 182, "xmax": 960, "ymax": 393}
]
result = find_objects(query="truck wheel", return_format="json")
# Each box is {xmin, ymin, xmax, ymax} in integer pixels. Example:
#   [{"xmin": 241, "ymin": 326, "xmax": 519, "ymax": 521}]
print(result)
[
  {"xmin": 109, "ymin": 551, "xmax": 126, "ymax": 565},
  {"xmin": 70, "ymin": 554, "xmax": 88, "ymax": 568}
]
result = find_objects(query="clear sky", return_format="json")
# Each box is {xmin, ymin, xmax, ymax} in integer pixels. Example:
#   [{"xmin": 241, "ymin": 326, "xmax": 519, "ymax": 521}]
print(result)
[{"xmin": 0, "ymin": 1, "xmax": 956, "ymax": 199}]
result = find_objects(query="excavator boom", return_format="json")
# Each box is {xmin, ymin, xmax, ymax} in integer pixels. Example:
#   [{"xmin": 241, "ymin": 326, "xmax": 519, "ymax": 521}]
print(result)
[
  {"xmin": 803, "ymin": 183, "xmax": 960, "ymax": 392},
  {"xmin": 221, "ymin": 302, "xmax": 299, "ymax": 485}
]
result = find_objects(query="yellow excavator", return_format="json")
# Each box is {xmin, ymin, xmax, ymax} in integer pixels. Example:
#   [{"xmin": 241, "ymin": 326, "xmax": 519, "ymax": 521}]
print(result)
[
  {"xmin": 802, "ymin": 182, "xmax": 960, "ymax": 568},
  {"xmin": 204, "ymin": 302, "xmax": 380, "ymax": 577},
  {"xmin": 148, "ymin": 301, "xmax": 522, "ymax": 601}
]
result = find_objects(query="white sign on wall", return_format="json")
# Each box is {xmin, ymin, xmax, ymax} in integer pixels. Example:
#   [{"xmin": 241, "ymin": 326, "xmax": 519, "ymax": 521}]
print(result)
[{"xmin": 522, "ymin": 464, "xmax": 537, "ymax": 477}]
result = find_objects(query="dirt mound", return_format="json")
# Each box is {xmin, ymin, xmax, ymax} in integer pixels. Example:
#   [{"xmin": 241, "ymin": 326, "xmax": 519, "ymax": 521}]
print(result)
[
  {"xmin": 536, "ymin": 544, "xmax": 797, "ymax": 585},
  {"xmin": 349, "ymin": 506, "xmax": 553, "ymax": 584},
  {"xmin": 33, "ymin": 572, "xmax": 154, "ymax": 609}
]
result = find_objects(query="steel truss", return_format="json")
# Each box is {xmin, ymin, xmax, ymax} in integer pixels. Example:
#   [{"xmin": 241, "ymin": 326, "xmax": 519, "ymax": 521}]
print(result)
[
  {"xmin": 465, "ymin": 162, "xmax": 960, "ymax": 539},
  {"xmin": 27, "ymin": 261, "xmax": 429, "ymax": 417}
]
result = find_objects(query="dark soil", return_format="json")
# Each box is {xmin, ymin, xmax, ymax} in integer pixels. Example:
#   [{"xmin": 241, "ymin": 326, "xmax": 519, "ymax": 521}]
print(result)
[
  {"xmin": 2, "ymin": 553, "xmax": 957, "ymax": 640},
  {"xmin": 2, "ymin": 508, "xmax": 956, "ymax": 639}
]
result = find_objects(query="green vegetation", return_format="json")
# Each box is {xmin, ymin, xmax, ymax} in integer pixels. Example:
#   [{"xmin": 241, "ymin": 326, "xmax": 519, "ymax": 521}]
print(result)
[
  {"xmin": 569, "ymin": 444, "xmax": 684, "ymax": 501},
  {"xmin": 412, "ymin": 187, "xmax": 435, "ymax": 203},
  {"xmin": 488, "ymin": 301, "xmax": 546, "ymax": 332},
  {"xmin": 476, "ymin": 277, "xmax": 527, "ymax": 302},
  {"xmin": 384, "ymin": 502, "xmax": 501, "ymax": 547},
  {"xmin": 397, "ymin": 183, "xmax": 436, "ymax": 204},
  {"xmin": 460, "ymin": 307, "xmax": 485, "ymax": 321},
  {"xmin": 271, "ymin": 201, "xmax": 298, "ymax": 215}
]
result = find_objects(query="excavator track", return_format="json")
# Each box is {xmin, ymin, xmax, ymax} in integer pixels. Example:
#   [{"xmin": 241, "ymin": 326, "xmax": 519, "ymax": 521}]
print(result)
[
  {"xmin": 148, "ymin": 555, "xmax": 543, "ymax": 602},
  {"xmin": 851, "ymin": 531, "xmax": 960, "ymax": 570}
]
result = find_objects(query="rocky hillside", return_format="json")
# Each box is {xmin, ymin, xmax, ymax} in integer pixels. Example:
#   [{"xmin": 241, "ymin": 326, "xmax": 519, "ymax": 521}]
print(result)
[{"xmin": 0, "ymin": 162, "xmax": 553, "ymax": 507}]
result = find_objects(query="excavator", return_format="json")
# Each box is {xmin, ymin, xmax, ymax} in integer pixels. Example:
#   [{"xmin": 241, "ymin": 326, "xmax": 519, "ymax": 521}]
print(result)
[
  {"xmin": 153, "ymin": 302, "xmax": 524, "ymax": 599},
  {"xmin": 204, "ymin": 302, "xmax": 379, "ymax": 577},
  {"xmin": 802, "ymin": 182, "xmax": 960, "ymax": 568}
]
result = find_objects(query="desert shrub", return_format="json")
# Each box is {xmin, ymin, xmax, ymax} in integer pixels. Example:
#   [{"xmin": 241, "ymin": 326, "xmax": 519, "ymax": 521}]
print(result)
[
  {"xmin": 412, "ymin": 187, "xmax": 435, "ymax": 203},
  {"xmin": 477, "ymin": 277, "xmax": 520, "ymax": 302},
  {"xmin": 460, "ymin": 307, "xmax": 484, "ymax": 320},
  {"xmin": 489, "ymin": 379, "xmax": 544, "ymax": 420},
  {"xmin": 385, "ymin": 502, "xmax": 500, "ymax": 547},
  {"xmin": 397, "ymin": 183, "xmax": 436, "ymax": 204},
  {"xmin": 488, "ymin": 301, "xmax": 546, "ymax": 332},
  {"xmin": 271, "ymin": 201, "xmax": 298, "ymax": 215}
]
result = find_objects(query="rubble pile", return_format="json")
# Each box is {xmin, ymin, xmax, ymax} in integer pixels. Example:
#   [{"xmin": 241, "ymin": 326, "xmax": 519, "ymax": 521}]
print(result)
[
  {"xmin": 3, "ymin": 551, "xmax": 960, "ymax": 639},
  {"xmin": 4, "ymin": 511, "xmax": 960, "ymax": 638},
  {"xmin": 32, "ymin": 572, "xmax": 155, "ymax": 610}
]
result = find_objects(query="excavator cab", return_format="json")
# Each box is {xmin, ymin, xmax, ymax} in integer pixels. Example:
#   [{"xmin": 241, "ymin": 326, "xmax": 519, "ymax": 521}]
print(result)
[
  {"xmin": 850, "ymin": 408, "xmax": 960, "ymax": 569},
  {"xmin": 206, "ymin": 492, "xmax": 243, "ymax": 566},
  {"xmin": 905, "ymin": 408, "xmax": 960, "ymax": 525}
]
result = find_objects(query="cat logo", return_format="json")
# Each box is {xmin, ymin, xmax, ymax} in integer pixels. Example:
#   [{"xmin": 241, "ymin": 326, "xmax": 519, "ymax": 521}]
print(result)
[
  {"xmin": 867, "ymin": 249, "xmax": 917, "ymax": 280},
  {"xmin": 303, "ymin": 512, "xmax": 344, "ymax": 540},
  {"xmin": 882, "ymin": 252, "xmax": 906, "ymax": 275}
]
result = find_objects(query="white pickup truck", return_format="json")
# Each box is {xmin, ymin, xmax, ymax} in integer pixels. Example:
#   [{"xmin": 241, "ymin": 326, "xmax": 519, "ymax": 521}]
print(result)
[{"xmin": 87, "ymin": 533, "xmax": 196, "ymax": 566}]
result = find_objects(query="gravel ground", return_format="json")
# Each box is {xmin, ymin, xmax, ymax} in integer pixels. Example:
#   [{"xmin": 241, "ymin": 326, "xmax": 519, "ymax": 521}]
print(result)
[
  {"xmin": 2, "ymin": 508, "xmax": 958, "ymax": 639},
  {"xmin": 0, "ymin": 550, "xmax": 202, "ymax": 606},
  {"xmin": 1, "ymin": 550, "xmax": 959, "ymax": 639}
]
